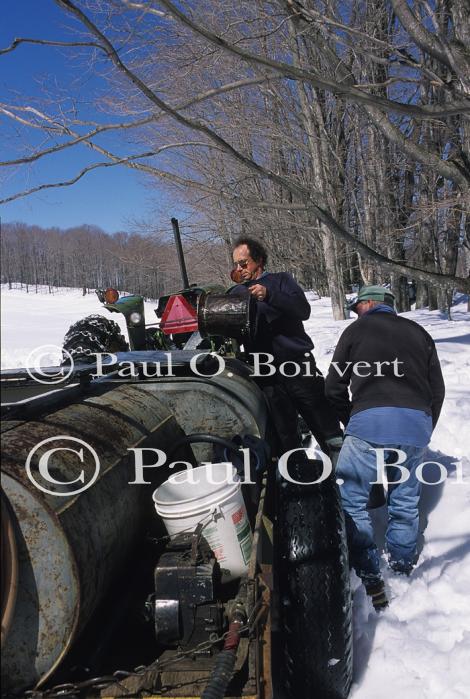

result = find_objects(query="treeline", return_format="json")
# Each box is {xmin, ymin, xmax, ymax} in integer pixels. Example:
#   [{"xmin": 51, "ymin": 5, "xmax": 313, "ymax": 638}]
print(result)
[{"xmin": 0, "ymin": 222, "xmax": 230, "ymax": 298}]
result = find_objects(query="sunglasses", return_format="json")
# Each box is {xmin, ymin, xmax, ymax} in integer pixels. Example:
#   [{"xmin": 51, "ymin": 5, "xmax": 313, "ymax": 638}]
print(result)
[{"xmin": 232, "ymin": 259, "xmax": 250, "ymax": 269}]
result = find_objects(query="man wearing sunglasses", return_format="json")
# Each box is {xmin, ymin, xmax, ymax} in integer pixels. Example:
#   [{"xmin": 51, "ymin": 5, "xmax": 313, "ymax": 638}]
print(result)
[{"xmin": 230, "ymin": 236, "xmax": 343, "ymax": 460}]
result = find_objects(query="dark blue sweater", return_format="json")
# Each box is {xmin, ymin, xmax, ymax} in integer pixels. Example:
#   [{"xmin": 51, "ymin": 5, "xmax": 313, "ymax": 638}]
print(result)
[
  {"xmin": 325, "ymin": 310, "xmax": 445, "ymax": 427},
  {"xmin": 230, "ymin": 272, "xmax": 314, "ymax": 363}
]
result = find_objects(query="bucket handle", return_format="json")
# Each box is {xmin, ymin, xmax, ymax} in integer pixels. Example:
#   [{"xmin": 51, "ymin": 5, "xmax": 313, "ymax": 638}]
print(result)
[
  {"xmin": 167, "ymin": 487, "xmax": 244, "ymax": 545},
  {"xmin": 207, "ymin": 484, "xmax": 241, "ymax": 519},
  {"xmin": 204, "ymin": 486, "xmax": 248, "ymax": 526}
]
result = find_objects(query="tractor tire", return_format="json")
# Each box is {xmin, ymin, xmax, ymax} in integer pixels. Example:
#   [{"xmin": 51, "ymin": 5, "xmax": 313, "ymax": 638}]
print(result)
[
  {"xmin": 62, "ymin": 314, "xmax": 129, "ymax": 363},
  {"xmin": 275, "ymin": 458, "xmax": 353, "ymax": 699}
]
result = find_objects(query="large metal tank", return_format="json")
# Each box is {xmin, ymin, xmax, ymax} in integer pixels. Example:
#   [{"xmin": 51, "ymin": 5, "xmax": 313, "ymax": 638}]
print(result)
[
  {"xmin": 1, "ymin": 361, "xmax": 268, "ymax": 693},
  {"xmin": 0, "ymin": 383, "xmax": 189, "ymax": 692}
]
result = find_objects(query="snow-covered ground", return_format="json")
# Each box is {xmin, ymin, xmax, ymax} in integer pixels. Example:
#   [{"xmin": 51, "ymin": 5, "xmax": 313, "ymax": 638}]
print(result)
[{"xmin": 2, "ymin": 283, "xmax": 470, "ymax": 698}]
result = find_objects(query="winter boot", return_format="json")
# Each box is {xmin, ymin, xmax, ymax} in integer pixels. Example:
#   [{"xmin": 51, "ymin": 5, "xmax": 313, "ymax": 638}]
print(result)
[
  {"xmin": 388, "ymin": 559, "xmax": 413, "ymax": 576},
  {"xmin": 386, "ymin": 549, "xmax": 416, "ymax": 576},
  {"xmin": 365, "ymin": 580, "xmax": 389, "ymax": 612}
]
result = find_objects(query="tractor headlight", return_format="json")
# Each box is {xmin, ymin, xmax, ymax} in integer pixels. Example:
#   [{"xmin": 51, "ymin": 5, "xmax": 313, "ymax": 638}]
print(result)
[{"xmin": 129, "ymin": 312, "xmax": 142, "ymax": 325}]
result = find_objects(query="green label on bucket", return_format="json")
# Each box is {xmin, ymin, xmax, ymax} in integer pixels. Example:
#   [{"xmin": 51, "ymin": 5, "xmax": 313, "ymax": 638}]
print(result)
[
  {"xmin": 232, "ymin": 506, "xmax": 252, "ymax": 565},
  {"xmin": 203, "ymin": 524, "xmax": 226, "ymax": 562}
]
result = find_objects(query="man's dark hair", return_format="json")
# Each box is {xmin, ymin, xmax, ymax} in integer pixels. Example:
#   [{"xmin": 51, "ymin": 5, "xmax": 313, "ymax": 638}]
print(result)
[{"xmin": 233, "ymin": 237, "xmax": 268, "ymax": 267}]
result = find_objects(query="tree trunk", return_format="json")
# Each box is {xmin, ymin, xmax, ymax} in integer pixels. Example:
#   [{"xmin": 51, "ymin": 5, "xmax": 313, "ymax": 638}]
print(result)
[
  {"xmin": 289, "ymin": 25, "xmax": 346, "ymax": 319},
  {"xmin": 320, "ymin": 227, "xmax": 346, "ymax": 320},
  {"xmin": 415, "ymin": 281, "xmax": 429, "ymax": 308},
  {"xmin": 428, "ymin": 286, "xmax": 438, "ymax": 310}
]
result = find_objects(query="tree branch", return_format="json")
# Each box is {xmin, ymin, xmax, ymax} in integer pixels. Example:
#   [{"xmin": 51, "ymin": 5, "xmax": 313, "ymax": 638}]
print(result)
[
  {"xmin": 0, "ymin": 104, "xmax": 69, "ymax": 133},
  {"xmin": 0, "ymin": 37, "xmax": 105, "ymax": 55},
  {"xmin": 0, "ymin": 74, "xmax": 278, "ymax": 166},
  {"xmin": 1, "ymin": 157, "xmax": 141, "ymax": 204},
  {"xmin": 286, "ymin": 1, "xmax": 459, "ymax": 95},
  {"xmin": 0, "ymin": 104, "xmax": 219, "ymax": 166},
  {"xmin": 283, "ymin": 1, "xmax": 470, "ymax": 188},
  {"xmin": 390, "ymin": 0, "xmax": 470, "ymax": 92},
  {"xmin": 154, "ymin": 0, "xmax": 470, "ymax": 118},
  {"xmin": 0, "ymin": 138, "xmax": 230, "ymax": 204}
]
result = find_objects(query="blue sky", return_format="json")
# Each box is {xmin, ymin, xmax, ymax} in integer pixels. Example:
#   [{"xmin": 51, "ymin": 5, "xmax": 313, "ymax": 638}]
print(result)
[{"xmin": 0, "ymin": 0, "xmax": 166, "ymax": 233}]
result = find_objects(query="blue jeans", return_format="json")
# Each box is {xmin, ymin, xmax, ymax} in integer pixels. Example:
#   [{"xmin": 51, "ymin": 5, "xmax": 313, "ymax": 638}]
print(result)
[{"xmin": 336, "ymin": 435, "xmax": 424, "ymax": 584}]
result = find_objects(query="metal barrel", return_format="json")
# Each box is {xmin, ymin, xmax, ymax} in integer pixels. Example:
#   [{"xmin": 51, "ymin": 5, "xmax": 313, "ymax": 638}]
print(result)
[
  {"xmin": 0, "ymin": 384, "xmax": 188, "ymax": 692},
  {"xmin": 197, "ymin": 292, "xmax": 255, "ymax": 340}
]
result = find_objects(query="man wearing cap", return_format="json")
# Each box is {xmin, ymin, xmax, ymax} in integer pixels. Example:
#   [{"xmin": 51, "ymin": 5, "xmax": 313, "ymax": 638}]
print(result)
[
  {"xmin": 325, "ymin": 285, "xmax": 445, "ymax": 610},
  {"xmin": 230, "ymin": 236, "xmax": 343, "ymax": 458}
]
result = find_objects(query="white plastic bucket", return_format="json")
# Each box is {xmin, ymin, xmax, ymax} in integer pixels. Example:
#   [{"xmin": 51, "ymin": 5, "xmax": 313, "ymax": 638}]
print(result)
[{"xmin": 153, "ymin": 463, "xmax": 252, "ymax": 582}]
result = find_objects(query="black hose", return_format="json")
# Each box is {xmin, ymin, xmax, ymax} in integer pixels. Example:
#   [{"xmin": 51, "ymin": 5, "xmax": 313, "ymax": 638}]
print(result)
[
  {"xmin": 167, "ymin": 433, "xmax": 241, "ymax": 460},
  {"xmin": 201, "ymin": 648, "xmax": 237, "ymax": 699}
]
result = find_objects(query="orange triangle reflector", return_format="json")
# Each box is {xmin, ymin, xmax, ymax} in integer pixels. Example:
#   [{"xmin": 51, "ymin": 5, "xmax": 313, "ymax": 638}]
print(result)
[{"xmin": 160, "ymin": 294, "xmax": 198, "ymax": 334}]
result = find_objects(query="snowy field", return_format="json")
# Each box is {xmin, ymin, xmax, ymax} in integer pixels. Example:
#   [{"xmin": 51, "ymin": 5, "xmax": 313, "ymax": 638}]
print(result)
[{"xmin": 1, "ymin": 283, "xmax": 470, "ymax": 698}]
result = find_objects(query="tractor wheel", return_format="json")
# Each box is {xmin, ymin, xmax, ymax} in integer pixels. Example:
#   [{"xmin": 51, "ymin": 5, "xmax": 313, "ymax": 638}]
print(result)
[
  {"xmin": 275, "ymin": 458, "xmax": 353, "ymax": 699},
  {"xmin": 62, "ymin": 314, "xmax": 129, "ymax": 362}
]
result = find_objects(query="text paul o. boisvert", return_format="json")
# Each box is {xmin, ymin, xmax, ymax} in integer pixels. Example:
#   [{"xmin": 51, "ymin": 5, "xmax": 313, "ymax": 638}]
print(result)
[{"xmin": 80, "ymin": 352, "xmax": 406, "ymax": 379}]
